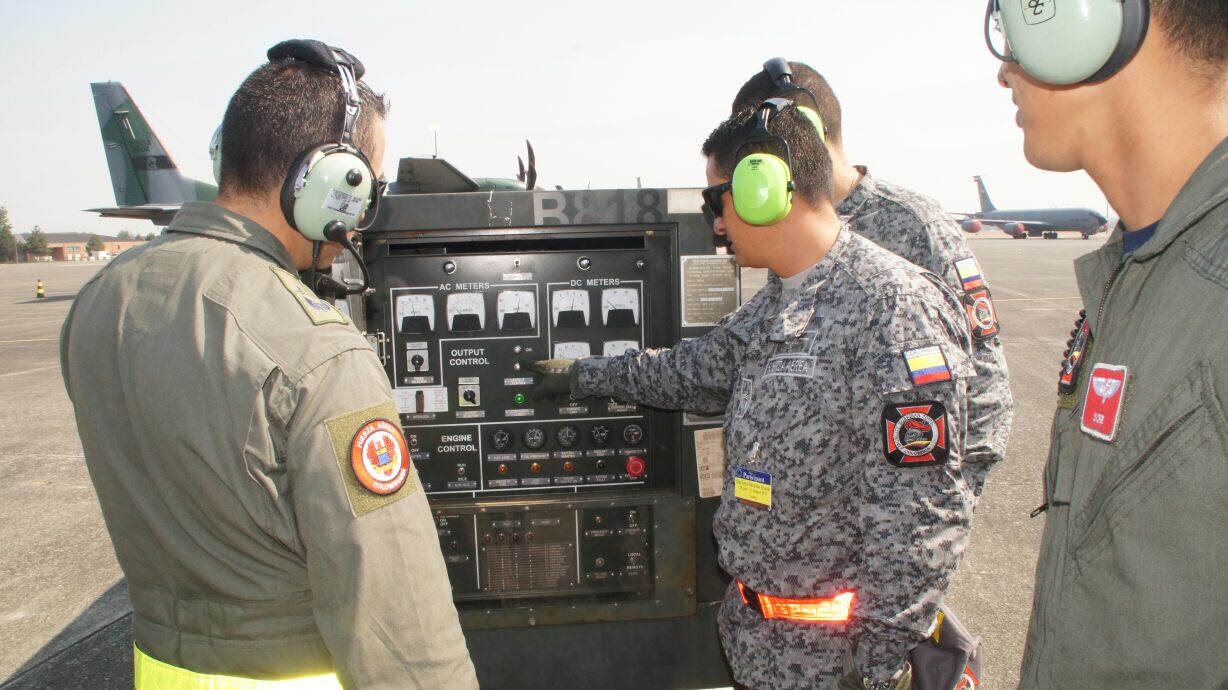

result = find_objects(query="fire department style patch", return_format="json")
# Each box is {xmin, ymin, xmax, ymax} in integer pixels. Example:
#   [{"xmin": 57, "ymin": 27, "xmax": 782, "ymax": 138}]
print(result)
[
  {"xmin": 350, "ymin": 419, "xmax": 410, "ymax": 495},
  {"xmin": 1081, "ymin": 363, "xmax": 1128, "ymax": 441},
  {"xmin": 326, "ymin": 401, "xmax": 417, "ymax": 517},
  {"xmin": 882, "ymin": 401, "xmax": 950, "ymax": 467},
  {"xmin": 962, "ymin": 287, "xmax": 999, "ymax": 341}
]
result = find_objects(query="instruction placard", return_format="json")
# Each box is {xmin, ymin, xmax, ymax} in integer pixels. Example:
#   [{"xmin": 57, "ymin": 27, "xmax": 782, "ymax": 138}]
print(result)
[{"xmin": 681, "ymin": 255, "xmax": 740, "ymax": 327}]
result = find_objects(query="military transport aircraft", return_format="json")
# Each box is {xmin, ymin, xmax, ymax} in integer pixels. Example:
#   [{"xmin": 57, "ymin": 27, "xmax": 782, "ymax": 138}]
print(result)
[
  {"xmin": 90, "ymin": 83, "xmax": 541, "ymax": 226},
  {"xmin": 958, "ymin": 175, "xmax": 1110, "ymax": 239},
  {"xmin": 89, "ymin": 82, "xmax": 218, "ymax": 226}
]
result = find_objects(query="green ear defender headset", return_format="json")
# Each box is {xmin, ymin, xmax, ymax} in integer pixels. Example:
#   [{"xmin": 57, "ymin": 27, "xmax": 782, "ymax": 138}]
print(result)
[
  {"xmin": 208, "ymin": 124, "xmax": 223, "ymax": 185},
  {"xmin": 731, "ymin": 98, "xmax": 797, "ymax": 226},
  {"xmin": 986, "ymin": 0, "xmax": 1149, "ymax": 85},
  {"xmin": 270, "ymin": 40, "xmax": 380, "ymax": 242},
  {"xmin": 762, "ymin": 58, "xmax": 826, "ymax": 143}
]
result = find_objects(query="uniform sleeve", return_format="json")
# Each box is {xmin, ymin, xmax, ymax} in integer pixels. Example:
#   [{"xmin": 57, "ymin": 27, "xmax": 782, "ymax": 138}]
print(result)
[
  {"xmin": 572, "ymin": 321, "xmax": 748, "ymax": 414},
  {"xmin": 280, "ymin": 347, "xmax": 478, "ymax": 690},
  {"xmin": 850, "ymin": 291, "xmax": 977, "ymax": 684}
]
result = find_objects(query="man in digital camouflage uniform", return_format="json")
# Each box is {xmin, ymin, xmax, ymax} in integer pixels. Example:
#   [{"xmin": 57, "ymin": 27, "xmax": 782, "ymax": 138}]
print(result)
[
  {"xmin": 986, "ymin": 0, "xmax": 1228, "ymax": 686},
  {"xmin": 531, "ymin": 103, "xmax": 978, "ymax": 689},
  {"xmin": 60, "ymin": 41, "xmax": 477, "ymax": 689},
  {"xmin": 733, "ymin": 60, "xmax": 1012, "ymax": 498}
]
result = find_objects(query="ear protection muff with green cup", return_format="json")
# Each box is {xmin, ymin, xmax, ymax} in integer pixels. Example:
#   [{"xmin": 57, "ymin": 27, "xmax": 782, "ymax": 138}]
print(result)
[
  {"xmin": 761, "ymin": 58, "xmax": 826, "ymax": 143},
  {"xmin": 208, "ymin": 124, "xmax": 223, "ymax": 185},
  {"xmin": 731, "ymin": 98, "xmax": 797, "ymax": 226},
  {"xmin": 985, "ymin": 0, "xmax": 1149, "ymax": 85},
  {"xmin": 268, "ymin": 39, "xmax": 381, "ymax": 243}
]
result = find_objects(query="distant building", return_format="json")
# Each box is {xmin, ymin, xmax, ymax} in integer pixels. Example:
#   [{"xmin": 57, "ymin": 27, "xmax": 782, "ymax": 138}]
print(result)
[{"xmin": 16, "ymin": 233, "xmax": 147, "ymax": 262}]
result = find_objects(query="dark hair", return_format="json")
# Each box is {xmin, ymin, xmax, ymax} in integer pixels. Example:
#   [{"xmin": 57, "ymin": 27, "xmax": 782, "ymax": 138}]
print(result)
[
  {"xmin": 1153, "ymin": 0, "xmax": 1228, "ymax": 65},
  {"xmin": 701, "ymin": 105, "xmax": 834, "ymax": 207},
  {"xmin": 731, "ymin": 62, "xmax": 843, "ymax": 144},
  {"xmin": 219, "ymin": 59, "xmax": 389, "ymax": 197}
]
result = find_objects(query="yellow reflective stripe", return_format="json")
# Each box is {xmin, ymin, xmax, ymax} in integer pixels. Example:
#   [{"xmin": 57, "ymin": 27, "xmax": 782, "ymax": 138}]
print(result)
[{"xmin": 134, "ymin": 645, "xmax": 342, "ymax": 690}]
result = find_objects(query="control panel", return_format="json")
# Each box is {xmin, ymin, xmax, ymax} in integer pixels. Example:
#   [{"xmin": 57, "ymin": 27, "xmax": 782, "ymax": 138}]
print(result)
[{"xmin": 372, "ymin": 230, "xmax": 678, "ymax": 500}]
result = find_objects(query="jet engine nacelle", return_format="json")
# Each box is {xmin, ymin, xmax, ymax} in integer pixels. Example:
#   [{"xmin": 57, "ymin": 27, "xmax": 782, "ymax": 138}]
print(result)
[
  {"xmin": 1009, "ymin": 223, "xmax": 1028, "ymax": 239},
  {"xmin": 961, "ymin": 219, "xmax": 983, "ymax": 234}
]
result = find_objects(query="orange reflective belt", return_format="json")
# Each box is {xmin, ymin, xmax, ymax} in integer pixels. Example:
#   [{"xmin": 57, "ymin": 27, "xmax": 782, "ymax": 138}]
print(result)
[
  {"xmin": 134, "ymin": 645, "xmax": 342, "ymax": 690},
  {"xmin": 737, "ymin": 581, "xmax": 855, "ymax": 623}
]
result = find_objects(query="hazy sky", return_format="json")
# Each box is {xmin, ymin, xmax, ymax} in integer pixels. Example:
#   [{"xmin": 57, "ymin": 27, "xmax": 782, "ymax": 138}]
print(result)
[{"xmin": 0, "ymin": 0, "xmax": 1110, "ymax": 238}]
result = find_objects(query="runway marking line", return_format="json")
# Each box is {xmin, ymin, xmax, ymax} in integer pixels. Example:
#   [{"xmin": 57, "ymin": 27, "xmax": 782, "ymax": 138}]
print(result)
[
  {"xmin": 0, "ymin": 337, "xmax": 58, "ymax": 344},
  {"xmin": 0, "ymin": 364, "xmax": 60, "ymax": 378},
  {"xmin": 994, "ymin": 297, "xmax": 1081, "ymax": 302}
]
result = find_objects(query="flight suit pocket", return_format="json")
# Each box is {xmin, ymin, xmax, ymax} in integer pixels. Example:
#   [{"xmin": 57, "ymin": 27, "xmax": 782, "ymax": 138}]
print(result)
[{"xmin": 1069, "ymin": 362, "xmax": 1228, "ymax": 568}]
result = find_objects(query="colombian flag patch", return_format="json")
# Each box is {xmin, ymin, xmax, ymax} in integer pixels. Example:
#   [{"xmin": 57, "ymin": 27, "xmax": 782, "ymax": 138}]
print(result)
[
  {"xmin": 954, "ymin": 257, "xmax": 985, "ymax": 291},
  {"xmin": 903, "ymin": 346, "xmax": 953, "ymax": 386}
]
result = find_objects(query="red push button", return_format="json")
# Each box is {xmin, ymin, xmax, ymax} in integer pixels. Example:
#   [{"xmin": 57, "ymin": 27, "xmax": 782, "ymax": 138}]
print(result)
[{"xmin": 625, "ymin": 456, "xmax": 647, "ymax": 478}]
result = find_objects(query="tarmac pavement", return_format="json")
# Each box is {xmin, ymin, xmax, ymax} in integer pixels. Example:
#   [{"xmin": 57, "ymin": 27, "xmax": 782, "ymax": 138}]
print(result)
[{"xmin": 0, "ymin": 233, "xmax": 1103, "ymax": 689}]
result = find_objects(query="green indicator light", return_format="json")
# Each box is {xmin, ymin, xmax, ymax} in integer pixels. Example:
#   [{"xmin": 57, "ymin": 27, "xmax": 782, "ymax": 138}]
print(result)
[{"xmin": 514, "ymin": 393, "xmax": 526, "ymax": 404}]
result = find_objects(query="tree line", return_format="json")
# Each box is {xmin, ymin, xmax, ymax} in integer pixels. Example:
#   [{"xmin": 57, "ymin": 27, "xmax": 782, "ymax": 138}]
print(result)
[{"xmin": 0, "ymin": 206, "xmax": 157, "ymax": 262}]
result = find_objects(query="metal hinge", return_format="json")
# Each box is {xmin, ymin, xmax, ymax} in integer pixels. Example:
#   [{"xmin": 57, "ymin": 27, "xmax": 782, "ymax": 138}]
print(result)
[{"xmin": 365, "ymin": 331, "xmax": 388, "ymax": 365}]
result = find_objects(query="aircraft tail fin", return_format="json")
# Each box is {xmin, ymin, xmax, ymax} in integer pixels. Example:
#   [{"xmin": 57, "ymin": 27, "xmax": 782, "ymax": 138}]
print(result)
[
  {"xmin": 90, "ymin": 82, "xmax": 217, "ymax": 207},
  {"xmin": 973, "ymin": 175, "xmax": 996, "ymax": 212}
]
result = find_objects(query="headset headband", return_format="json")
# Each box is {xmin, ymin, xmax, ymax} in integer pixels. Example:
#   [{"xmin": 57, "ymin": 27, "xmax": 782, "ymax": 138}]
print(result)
[
  {"xmin": 267, "ymin": 39, "xmax": 364, "ymax": 145},
  {"xmin": 761, "ymin": 58, "xmax": 823, "ymax": 116}
]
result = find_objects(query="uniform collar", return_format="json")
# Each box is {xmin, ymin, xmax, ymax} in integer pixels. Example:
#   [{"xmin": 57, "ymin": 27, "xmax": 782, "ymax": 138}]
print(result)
[
  {"xmin": 766, "ymin": 225, "xmax": 849, "ymax": 342},
  {"xmin": 1130, "ymin": 135, "xmax": 1228, "ymax": 262},
  {"xmin": 835, "ymin": 165, "xmax": 873, "ymax": 218},
  {"xmin": 164, "ymin": 202, "xmax": 298, "ymax": 272}
]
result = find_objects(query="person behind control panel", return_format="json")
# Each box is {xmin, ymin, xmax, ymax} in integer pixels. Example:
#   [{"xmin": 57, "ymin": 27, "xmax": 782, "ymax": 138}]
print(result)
[
  {"xmin": 60, "ymin": 39, "xmax": 477, "ymax": 689},
  {"xmin": 529, "ymin": 101, "xmax": 977, "ymax": 689},
  {"xmin": 984, "ymin": 0, "xmax": 1228, "ymax": 687},
  {"xmin": 732, "ymin": 59, "xmax": 1012, "ymax": 501}
]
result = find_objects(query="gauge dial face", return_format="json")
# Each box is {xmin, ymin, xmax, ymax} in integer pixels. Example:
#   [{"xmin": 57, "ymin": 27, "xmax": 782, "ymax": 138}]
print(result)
[
  {"xmin": 623, "ymin": 424, "xmax": 644, "ymax": 444},
  {"xmin": 552, "ymin": 289, "xmax": 590, "ymax": 327},
  {"xmin": 396, "ymin": 294, "xmax": 435, "ymax": 332},
  {"xmin": 523, "ymin": 427, "xmax": 546, "ymax": 450},
  {"xmin": 446, "ymin": 292, "xmax": 486, "ymax": 331},
  {"xmin": 553, "ymin": 341, "xmax": 591, "ymax": 359},
  {"xmin": 492, "ymin": 428, "xmax": 513, "ymax": 451},
  {"xmin": 496, "ymin": 290, "xmax": 536, "ymax": 330},
  {"xmin": 601, "ymin": 287, "xmax": 640, "ymax": 326},
  {"xmin": 556, "ymin": 425, "xmax": 579, "ymax": 448},
  {"xmin": 603, "ymin": 340, "xmax": 639, "ymax": 356}
]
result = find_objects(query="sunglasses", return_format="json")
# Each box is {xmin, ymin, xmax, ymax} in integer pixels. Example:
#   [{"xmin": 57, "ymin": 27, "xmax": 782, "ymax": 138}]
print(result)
[
  {"xmin": 356, "ymin": 175, "xmax": 389, "ymax": 231},
  {"xmin": 702, "ymin": 182, "xmax": 733, "ymax": 221}
]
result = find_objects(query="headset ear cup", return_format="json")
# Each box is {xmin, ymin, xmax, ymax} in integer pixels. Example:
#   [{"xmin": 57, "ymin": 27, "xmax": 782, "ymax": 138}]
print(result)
[
  {"xmin": 1001, "ymin": 0, "xmax": 1141, "ymax": 85},
  {"xmin": 732, "ymin": 153, "xmax": 793, "ymax": 226},
  {"xmin": 281, "ymin": 145, "xmax": 374, "ymax": 241}
]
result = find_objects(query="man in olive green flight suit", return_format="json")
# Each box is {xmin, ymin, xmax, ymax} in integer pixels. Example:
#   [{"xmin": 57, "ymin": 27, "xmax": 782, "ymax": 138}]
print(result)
[
  {"xmin": 60, "ymin": 41, "xmax": 477, "ymax": 689},
  {"xmin": 990, "ymin": 1, "xmax": 1228, "ymax": 687}
]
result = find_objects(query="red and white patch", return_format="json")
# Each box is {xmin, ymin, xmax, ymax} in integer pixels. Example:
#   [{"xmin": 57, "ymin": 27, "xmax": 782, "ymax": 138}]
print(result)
[
  {"xmin": 962, "ymin": 287, "xmax": 999, "ymax": 341},
  {"xmin": 1081, "ymin": 364, "xmax": 1128, "ymax": 441},
  {"xmin": 881, "ymin": 401, "xmax": 949, "ymax": 467},
  {"xmin": 350, "ymin": 419, "xmax": 410, "ymax": 495}
]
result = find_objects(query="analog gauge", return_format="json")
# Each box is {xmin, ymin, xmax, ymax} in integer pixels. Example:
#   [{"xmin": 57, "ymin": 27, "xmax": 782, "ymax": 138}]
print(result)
[
  {"xmin": 603, "ymin": 340, "xmax": 639, "ymax": 356},
  {"xmin": 556, "ymin": 425, "xmax": 580, "ymax": 448},
  {"xmin": 396, "ymin": 294, "xmax": 435, "ymax": 334},
  {"xmin": 622, "ymin": 424, "xmax": 644, "ymax": 445},
  {"xmin": 491, "ymin": 428, "xmax": 513, "ymax": 451},
  {"xmin": 523, "ymin": 426, "xmax": 547, "ymax": 450},
  {"xmin": 601, "ymin": 287, "xmax": 640, "ymax": 326},
  {"xmin": 552, "ymin": 289, "xmax": 590, "ymax": 327},
  {"xmin": 590, "ymin": 424, "xmax": 611, "ymax": 446},
  {"xmin": 446, "ymin": 292, "xmax": 485, "ymax": 332},
  {"xmin": 496, "ymin": 290, "xmax": 536, "ymax": 331},
  {"xmin": 553, "ymin": 341, "xmax": 591, "ymax": 359}
]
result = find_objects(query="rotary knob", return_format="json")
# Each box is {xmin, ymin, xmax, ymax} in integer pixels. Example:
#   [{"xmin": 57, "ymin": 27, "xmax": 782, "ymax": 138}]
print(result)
[
  {"xmin": 622, "ymin": 423, "xmax": 643, "ymax": 445},
  {"xmin": 491, "ymin": 428, "xmax": 513, "ymax": 451},
  {"xmin": 590, "ymin": 424, "xmax": 611, "ymax": 446},
  {"xmin": 523, "ymin": 426, "xmax": 547, "ymax": 450},
  {"xmin": 556, "ymin": 424, "xmax": 580, "ymax": 448}
]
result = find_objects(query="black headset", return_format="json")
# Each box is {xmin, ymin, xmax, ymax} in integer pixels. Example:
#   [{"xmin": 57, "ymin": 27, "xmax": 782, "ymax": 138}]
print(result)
[{"xmin": 762, "ymin": 58, "xmax": 826, "ymax": 142}]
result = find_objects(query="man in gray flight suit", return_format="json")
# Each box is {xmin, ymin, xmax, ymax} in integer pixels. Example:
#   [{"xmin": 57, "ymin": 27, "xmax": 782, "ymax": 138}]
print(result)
[
  {"xmin": 60, "ymin": 41, "xmax": 477, "ymax": 689},
  {"xmin": 987, "ymin": 0, "xmax": 1228, "ymax": 686},
  {"xmin": 733, "ymin": 60, "xmax": 1013, "ymax": 498},
  {"xmin": 531, "ymin": 103, "xmax": 978, "ymax": 689}
]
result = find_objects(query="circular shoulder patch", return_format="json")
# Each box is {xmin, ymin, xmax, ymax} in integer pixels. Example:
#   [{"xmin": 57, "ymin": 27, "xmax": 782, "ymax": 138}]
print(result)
[{"xmin": 350, "ymin": 419, "xmax": 410, "ymax": 495}]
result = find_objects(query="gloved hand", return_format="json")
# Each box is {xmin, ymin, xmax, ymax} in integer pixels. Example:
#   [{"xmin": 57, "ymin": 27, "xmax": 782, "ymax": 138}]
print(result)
[
  {"xmin": 837, "ymin": 664, "xmax": 911, "ymax": 690},
  {"xmin": 523, "ymin": 358, "xmax": 578, "ymax": 403}
]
